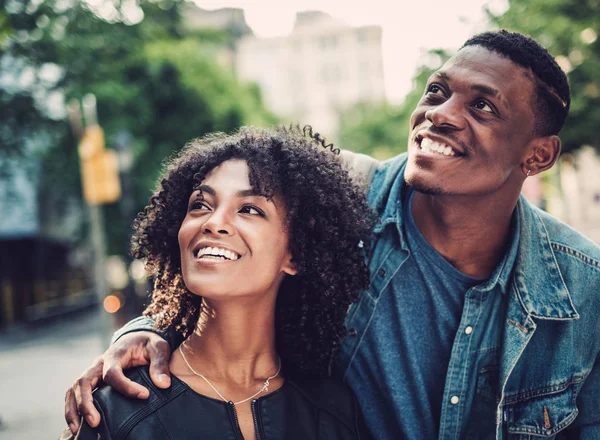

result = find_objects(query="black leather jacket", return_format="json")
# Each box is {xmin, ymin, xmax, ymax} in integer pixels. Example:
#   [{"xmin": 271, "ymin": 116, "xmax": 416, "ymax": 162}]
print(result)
[{"xmin": 61, "ymin": 366, "xmax": 371, "ymax": 439}]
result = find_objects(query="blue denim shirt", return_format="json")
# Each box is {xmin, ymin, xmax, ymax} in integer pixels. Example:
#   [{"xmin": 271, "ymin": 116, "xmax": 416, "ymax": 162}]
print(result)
[{"xmin": 335, "ymin": 153, "xmax": 600, "ymax": 439}]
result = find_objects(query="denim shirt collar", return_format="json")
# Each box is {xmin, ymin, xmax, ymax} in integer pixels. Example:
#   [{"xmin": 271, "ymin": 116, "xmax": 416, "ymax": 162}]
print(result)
[
  {"xmin": 512, "ymin": 195, "xmax": 579, "ymax": 320},
  {"xmin": 368, "ymin": 154, "xmax": 578, "ymax": 321}
]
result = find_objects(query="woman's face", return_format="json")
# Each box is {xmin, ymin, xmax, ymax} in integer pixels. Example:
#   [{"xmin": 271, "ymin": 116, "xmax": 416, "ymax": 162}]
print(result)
[{"xmin": 178, "ymin": 159, "xmax": 296, "ymax": 302}]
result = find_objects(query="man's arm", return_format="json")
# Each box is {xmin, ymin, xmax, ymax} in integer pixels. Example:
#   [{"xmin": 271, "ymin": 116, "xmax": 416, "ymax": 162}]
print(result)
[
  {"xmin": 64, "ymin": 317, "xmax": 173, "ymax": 434},
  {"xmin": 560, "ymin": 353, "xmax": 600, "ymax": 439},
  {"xmin": 338, "ymin": 150, "xmax": 379, "ymax": 191}
]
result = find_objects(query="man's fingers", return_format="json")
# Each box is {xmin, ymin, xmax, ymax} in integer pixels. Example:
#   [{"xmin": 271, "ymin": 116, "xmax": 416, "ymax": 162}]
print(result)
[
  {"xmin": 64, "ymin": 388, "xmax": 81, "ymax": 434},
  {"xmin": 103, "ymin": 363, "xmax": 150, "ymax": 399},
  {"xmin": 66, "ymin": 358, "xmax": 103, "ymax": 432},
  {"xmin": 148, "ymin": 338, "xmax": 171, "ymax": 389},
  {"xmin": 74, "ymin": 373, "xmax": 101, "ymax": 428}
]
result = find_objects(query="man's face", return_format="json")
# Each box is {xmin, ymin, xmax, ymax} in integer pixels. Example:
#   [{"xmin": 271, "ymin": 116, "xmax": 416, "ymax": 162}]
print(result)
[{"xmin": 405, "ymin": 45, "xmax": 538, "ymax": 197}]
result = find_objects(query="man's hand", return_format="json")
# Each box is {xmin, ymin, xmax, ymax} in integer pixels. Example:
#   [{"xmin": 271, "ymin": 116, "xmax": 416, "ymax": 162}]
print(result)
[{"xmin": 64, "ymin": 331, "xmax": 171, "ymax": 435}]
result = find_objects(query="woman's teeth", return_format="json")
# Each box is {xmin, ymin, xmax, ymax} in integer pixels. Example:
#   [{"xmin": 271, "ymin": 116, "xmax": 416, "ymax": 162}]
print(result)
[{"xmin": 196, "ymin": 247, "xmax": 239, "ymax": 261}]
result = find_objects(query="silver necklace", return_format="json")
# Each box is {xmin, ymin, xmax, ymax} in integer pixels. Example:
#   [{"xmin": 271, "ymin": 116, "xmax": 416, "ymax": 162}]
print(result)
[{"xmin": 178, "ymin": 345, "xmax": 282, "ymax": 405}]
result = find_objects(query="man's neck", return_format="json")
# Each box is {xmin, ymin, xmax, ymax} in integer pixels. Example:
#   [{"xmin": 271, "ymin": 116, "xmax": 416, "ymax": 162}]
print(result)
[{"xmin": 411, "ymin": 191, "xmax": 519, "ymax": 279}]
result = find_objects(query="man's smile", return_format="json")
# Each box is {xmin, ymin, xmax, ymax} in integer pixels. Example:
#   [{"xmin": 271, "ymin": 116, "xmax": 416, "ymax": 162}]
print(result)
[
  {"xmin": 419, "ymin": 138, "xmax": 456, "ymax": 156},
  {"xmin": 414, "ymin": 134, "xmax": 466, "ymax": 159}
]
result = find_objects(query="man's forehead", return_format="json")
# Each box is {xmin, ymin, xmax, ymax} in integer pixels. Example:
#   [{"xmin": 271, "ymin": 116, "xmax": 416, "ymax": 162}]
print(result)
[{"xmin": 440, "ymin": 45, "xmax": 529, "ymax": 78}]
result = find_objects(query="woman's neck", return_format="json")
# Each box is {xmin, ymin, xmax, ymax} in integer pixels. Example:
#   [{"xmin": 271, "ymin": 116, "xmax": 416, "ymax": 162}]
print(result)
[{"xmin": 175, "ymin": 298, "xmax": 279, "ymax": 386}]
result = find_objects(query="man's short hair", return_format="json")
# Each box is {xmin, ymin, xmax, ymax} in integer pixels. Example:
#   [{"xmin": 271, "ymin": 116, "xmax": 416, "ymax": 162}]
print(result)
[{"xmin": 461, "ymin": 30, "xmax": 570, "ymax": 136}]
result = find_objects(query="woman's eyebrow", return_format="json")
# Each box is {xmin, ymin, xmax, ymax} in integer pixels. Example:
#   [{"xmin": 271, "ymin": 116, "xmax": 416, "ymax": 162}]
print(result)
[
  {"xmin": 199, "ymin": 184, "xmax": 277, "ymax": 207},
  {"xmin": 197, "ymin": 184, "xmax": 215, "ymax": 196},
  {"xmin": 238, "ymin": 189, "xmax": 277, "ymax": 208}
]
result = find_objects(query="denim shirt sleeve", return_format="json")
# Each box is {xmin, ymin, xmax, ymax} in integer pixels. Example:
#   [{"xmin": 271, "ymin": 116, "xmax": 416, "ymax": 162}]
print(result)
[
  {"xmin": 566, "ymin": 353, "xmax": 600, "ymax": 437},
  {"xmin": 111, "ymin": 316, "xmax": 183, "ymax": 351}
]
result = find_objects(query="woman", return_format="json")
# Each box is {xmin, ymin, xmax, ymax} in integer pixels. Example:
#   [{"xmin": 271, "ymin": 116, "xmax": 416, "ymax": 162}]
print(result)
[{"xmin": 62, "ymin": 126, "xmax": 373, "ymax": 439}]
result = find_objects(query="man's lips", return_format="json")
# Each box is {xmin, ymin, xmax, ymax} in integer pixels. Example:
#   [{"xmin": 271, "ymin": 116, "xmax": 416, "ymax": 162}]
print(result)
[{"xmin": 415, "ymin": 133, "xmax": 466, "ymax": 157}]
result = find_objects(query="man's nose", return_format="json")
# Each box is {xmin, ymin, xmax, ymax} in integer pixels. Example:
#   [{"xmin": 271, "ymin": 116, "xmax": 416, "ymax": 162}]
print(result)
[{"xmin": 425, "ymin": 98, "xmax": 465, "ymax": 130}]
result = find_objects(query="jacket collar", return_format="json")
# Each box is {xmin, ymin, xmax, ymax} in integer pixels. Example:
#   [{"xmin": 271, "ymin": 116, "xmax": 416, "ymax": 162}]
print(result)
[
  {"xmin": 369, "ymin": 153, "xmax": 578, "ymax": 321},
  {"xmin": 512, "ymin": 195, "xmax": 579, "ymax": 320}
]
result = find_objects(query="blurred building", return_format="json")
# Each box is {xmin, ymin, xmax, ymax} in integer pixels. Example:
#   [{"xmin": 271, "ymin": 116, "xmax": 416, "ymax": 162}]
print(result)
[
  {"xmin": 0, "ymin": 154, "xmax": 93, "ymax": 329},
  {"xmin": 182, "ymin": 4, "xmax": 253, "ymax": 39},
  {"xmin": 236, "ymin": 11, "xmax": 386, "ymax": 137}
]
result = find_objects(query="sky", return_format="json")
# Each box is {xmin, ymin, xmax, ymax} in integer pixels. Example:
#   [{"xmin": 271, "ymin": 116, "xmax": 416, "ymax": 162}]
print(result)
[{"xmin": 195, "ymin": 0, "xmax": 508, "ymax": 103}]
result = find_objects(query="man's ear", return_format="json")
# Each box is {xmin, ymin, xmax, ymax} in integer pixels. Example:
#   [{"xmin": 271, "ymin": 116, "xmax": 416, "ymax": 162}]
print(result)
[{"xmin": 522, "ymin": 135, "xmax": 561, "ymax": 176}]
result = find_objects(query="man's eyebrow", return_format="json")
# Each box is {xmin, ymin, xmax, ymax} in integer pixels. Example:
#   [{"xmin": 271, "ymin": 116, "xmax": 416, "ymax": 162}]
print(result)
[
  {"xmin": 433, "ymin": 71, "xmax": 451, "ymax": 82},
  {"xmin": 471, "ymin": 83, "xmax": 509, "ymax": 110}
]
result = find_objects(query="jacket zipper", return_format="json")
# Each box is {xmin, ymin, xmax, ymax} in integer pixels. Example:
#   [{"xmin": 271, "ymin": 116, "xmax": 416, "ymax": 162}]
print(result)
[
  {"xmin": 228, "ymin": 401, "xmax": 245, "ymax": 440},
  {"xmin": 251, "ymin": 399, "xmax": 262, "ymax": 440}
]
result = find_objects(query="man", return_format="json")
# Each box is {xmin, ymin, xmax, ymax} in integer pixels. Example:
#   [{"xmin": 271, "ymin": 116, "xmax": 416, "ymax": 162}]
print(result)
[{"xmin": 65, "ymin": 30, "xmax": 600, "ymax": 439}]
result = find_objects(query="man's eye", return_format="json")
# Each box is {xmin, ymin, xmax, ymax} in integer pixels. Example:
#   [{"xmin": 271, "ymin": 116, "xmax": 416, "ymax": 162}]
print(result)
[
  {"xmin": 426, "ymin": 84, "xmax": 446, "ymax": 96},
  {"xmin": 474, "ymin": 99, "xmax": 495, "ymax": 113},
  {"xmin": 239, "ymin": 205, "xmax": 264, "ymax": 216}
]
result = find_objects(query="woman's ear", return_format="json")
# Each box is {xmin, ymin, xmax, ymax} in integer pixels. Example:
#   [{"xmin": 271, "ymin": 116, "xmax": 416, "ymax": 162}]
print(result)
[
  {"xmin": 522, "ymin": 135, "xmax": 561, "ymax": 177},
  {"xmin": 282, "ymin": 253, "xmax": 297, "ymax": 276}
]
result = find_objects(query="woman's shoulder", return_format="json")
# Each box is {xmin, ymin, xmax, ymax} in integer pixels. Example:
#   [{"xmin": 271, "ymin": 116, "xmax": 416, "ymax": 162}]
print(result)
[
  {"xmin": 91, "ymin": 366, "xmax": 188, "ymax": 435},
  {"xmin": 286, "ymin": 376, "xmax": 364, "ymax": 430}
]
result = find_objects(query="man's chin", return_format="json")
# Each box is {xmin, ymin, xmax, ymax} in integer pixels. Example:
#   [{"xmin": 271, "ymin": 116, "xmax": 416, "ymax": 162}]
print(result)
[{"xmin": 404, "ymin": 175, "xmax": 446, "ymax": 196}]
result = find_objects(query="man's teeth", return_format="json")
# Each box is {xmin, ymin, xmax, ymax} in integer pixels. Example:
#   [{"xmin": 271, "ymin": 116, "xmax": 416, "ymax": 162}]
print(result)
[
  {"xmin": 420, "ymin": 138, "xmax": 456, "ymax": 156},
  {"xmin": 196, "ymin": 247, "xmax": 239, "ymax": 261}
]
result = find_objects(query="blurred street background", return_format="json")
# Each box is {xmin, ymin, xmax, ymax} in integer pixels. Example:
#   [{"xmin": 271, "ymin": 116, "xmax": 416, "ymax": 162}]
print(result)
[
  {"xmin": 0, "ymin": 310, "xmax": 102, "ymax": 438},
  {"xmin": 1, "ymin": 0, "xmax": 599, "ymax": 437}
]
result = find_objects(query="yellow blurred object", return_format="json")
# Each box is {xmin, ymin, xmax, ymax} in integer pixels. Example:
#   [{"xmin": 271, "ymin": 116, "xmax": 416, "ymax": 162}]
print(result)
[
  {"xmin": 103, "ymin": 294, "xmax": 122, "ymax": 313},
  {"xmin": 78, "ymin": 125, "xmax": 121, "ymax": 205}
]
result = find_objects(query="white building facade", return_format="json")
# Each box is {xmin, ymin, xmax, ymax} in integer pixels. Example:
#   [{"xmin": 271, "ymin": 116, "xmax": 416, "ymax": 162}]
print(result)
[{"xmin": 236, "ymin": 11, "xmax": 386, "ymax": 137}]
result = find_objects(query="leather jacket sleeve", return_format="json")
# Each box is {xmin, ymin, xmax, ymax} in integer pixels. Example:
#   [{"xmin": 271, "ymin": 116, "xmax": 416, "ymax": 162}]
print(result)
[{"xmin": 111, "ymin": 316, "xmax": 183, "ymax": 351}]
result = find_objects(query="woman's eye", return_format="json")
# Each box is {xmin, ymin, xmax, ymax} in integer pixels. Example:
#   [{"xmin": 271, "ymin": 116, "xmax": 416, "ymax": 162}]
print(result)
[
  {"xmin": 189, "ymin": 200, "xmax": 210, "ymax": 211},
  {"xmin": 239, "ymin": 205, "xmax": 264, "ymax": 216},
  {"xmin": 474, "ymin": 99, "xmax": 494, "ymax": 113}
]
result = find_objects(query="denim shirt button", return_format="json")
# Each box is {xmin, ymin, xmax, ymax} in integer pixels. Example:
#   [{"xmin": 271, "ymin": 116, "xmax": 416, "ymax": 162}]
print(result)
[
  {"xmin": 348, "ymin": 328, "xmax": 358, "ymax": 337},
  {"xmin": 377, "ymin": 268, "xmax": 386, "ymax": 278},
  {"xmin": 450, "ymin": 396, "xmax": 459, "ymax": 404},
  {"xmin": 465, "ymin": 326, "xmax": 473, "ymax": 335}
]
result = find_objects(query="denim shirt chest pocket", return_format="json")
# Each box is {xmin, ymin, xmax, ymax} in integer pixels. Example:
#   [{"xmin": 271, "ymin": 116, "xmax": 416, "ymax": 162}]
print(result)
[{"xmin": 501, "ymin": 377, "xmax": 582, "ymax": 439}]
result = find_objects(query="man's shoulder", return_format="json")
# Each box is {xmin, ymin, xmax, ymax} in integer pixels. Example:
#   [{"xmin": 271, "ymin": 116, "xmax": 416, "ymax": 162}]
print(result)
[
  {"xmin": 532, "ymin": 205, "xmax": 600, "ymax": 269},
  {"xmin": 339, "ymin": 150, "xmax": 407, "ymax": 189}
]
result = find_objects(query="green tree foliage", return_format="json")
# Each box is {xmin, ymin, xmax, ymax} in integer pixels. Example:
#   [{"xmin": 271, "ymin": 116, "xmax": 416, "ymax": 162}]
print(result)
[
  {"xmin": 491, "ymin": 0, "xmax": 600, "ymax": 153},
  {"xmin": 1, "ymin": 0, "xmax": 276, "ymax": 254},
  {"xmin": 338, "ymin": 51, "xmax": 450, "ymax": 160}
]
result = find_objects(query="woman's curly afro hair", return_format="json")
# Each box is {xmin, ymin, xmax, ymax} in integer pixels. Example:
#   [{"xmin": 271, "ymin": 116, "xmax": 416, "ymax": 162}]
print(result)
[{"xmin": 132, "ymin": 125, "xmax": 374, "ymax": 377}]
